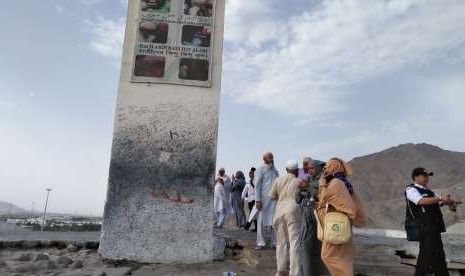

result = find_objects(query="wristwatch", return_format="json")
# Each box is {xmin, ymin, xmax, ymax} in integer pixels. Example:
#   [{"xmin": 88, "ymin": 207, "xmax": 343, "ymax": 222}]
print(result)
[{"xmin": 438, "ymin": 196, "xmax": 444, "ymax": 206}]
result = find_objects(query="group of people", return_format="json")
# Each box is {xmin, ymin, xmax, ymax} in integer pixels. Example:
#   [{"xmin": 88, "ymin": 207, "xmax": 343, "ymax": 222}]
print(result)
[
  {"xmin": 213, "ymin": 167, "xmax": 257, "ymax": 230},
  {"xmin": 214, "ymin": 152, "xmax": 459, "ymax": 276}
]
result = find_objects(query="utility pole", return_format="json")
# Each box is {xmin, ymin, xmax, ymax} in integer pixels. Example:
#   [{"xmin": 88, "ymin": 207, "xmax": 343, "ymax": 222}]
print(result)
[{"xmin": 41, "ymin": 189, "xmax": 52, "ymax": 232}]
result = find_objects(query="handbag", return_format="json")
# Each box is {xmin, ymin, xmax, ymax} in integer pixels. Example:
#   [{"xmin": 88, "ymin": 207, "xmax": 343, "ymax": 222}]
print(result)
[
  {"xmin": 314, "ymin": 209, "xmax": 324, "ymax": 241},
  {"xmin": 404, "ymin": 191, "xmax": 420, "ymax": 242},
  {"xmin": 314, "ymin": 203, "xmax": 352, "ymax": 244}
]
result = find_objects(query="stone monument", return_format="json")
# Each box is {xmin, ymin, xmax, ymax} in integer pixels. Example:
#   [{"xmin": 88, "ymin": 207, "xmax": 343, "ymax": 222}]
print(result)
[{"xmin": 99, "ymin": 0, "xmax": 225, "ymax": 263}]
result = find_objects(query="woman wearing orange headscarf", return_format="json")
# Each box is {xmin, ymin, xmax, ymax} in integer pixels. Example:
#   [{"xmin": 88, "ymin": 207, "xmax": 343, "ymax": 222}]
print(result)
[{"xmin": 317, "ymin": 158, "xmax": 366, "ymax": 276}]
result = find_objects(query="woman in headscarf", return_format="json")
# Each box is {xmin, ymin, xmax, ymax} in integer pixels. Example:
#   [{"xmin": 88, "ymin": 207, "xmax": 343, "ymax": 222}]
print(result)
[
  {"xmin": 296, "ymin": 160, "xmax": 329, "ymax": 276},
  {"xmin": 243, "ymin": 167, "xmax": 257, "ymax": 231},
  {"xmin": 317, "ymin": 158, "xmax": 367, "ymax": 276},
  {"xmin": 231, "ymin": 171, "xmax": 247, "ymax": 228}
]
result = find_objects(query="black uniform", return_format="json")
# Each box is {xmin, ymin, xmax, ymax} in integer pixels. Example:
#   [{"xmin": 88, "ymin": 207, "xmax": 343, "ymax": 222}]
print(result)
[{"xmin": 406, "ymin": 184, "xmax": 449, "ymax": 276}]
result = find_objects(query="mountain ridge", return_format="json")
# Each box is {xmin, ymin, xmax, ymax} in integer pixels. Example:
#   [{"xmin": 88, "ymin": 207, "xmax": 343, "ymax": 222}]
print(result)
[
  {"xmin": 348, "ymin": 143, "xmax": 465, "ymax": 229},
  {"xmin": 0, "ymin": 201, "xmax": 27, "ymax": 215}
]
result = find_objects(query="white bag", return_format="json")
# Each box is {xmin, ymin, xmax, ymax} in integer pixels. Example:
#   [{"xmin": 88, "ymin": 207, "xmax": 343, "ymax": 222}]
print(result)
[{"xmin": 248, "ymin": 206, "xmax": 259, "ymax": 223}]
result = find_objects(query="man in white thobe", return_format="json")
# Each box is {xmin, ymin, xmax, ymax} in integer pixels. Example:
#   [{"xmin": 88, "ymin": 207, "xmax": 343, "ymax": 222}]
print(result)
[
  {"xmin": 270, "ymin": 160, "xmax": 302, "ymax": 276},
  {"xmin": 218, "ymin": 168, "xmax": 232, "ymax": 216},
  {"xmin": 255, "ymin": 152, "xmax": 279, "ymax": 249}
]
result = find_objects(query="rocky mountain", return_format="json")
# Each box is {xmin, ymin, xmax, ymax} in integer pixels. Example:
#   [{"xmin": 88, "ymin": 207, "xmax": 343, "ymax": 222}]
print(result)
[
  {"xmin": 0, "ymin": 201, "xmax": 27, "ymax": 215},
  {"xmin": 349, "ymin": 143, "xmax": 465, "ymax": 229}
]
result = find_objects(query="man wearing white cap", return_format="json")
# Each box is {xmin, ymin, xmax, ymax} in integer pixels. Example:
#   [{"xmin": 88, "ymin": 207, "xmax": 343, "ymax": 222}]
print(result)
[
  {"xmin": 255, "ymin": 152, "xmax": 279, "ymax": 249},
  {"xmin": 269, "ymin": 160, "xmax": 302, "ymax": 276}
]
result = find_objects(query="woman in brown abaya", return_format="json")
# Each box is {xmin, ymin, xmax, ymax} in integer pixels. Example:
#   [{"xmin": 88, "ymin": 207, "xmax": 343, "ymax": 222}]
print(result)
[{"xmin": 317, "ymin": 158, "xmax": 367, "ymax": 276}]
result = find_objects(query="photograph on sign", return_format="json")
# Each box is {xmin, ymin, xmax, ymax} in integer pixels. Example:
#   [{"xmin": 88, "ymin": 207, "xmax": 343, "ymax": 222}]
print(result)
[
  {"xmin": 134, "ymin": 55, "xmax": 166, "ymax": 78},
  {"xmin": 184, "ymin": 0, "xmax": 214, "ymax": 17},
  {"xmin": 179, "ymin": 59, "xmax": 209, "ymax": 81},
  {"xmin": 139, "ymin": 21, "xmax": 169, "ymax": 44},
  {"xmin": 141, "ymin": 0, "xmax": 171, "ymax": 13},
  {"xmin": 181, "ymin": 26, "xmax": 211, "ymax": 47}
]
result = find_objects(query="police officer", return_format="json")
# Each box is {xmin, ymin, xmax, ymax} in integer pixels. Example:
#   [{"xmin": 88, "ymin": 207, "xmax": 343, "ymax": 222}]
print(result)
[{"xmin": 405, "ymin": 167, "xmax": 456, "ymax": 276}]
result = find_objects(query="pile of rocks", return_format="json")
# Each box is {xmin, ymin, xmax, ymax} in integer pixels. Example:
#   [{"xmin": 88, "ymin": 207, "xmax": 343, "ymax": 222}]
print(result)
[{"xmin": 0, "ymin": 244, "xmax": 133, "ymax": 276}]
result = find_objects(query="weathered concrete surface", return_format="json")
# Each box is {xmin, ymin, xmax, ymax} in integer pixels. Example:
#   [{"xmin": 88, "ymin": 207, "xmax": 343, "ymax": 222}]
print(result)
[{"xmin": 99, "ymin": 0, "xmax": 226, "ymax": 263}]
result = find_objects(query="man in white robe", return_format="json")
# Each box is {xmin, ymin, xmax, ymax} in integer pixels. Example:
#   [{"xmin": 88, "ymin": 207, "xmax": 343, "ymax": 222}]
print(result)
[
  {"xmin": 270, "ymin": 160, "xmax": 302, "ymax": 276},
  {"xmin": 255, "ymin": 152, "xmax": 279, "ymax": 249},
  {"xmin": 218, "ymin": 168, "xmax": 232, "ymax": 216},
  {"xmin": 214, "ymin": 178, "xmax": 227, "ymax": 228}
]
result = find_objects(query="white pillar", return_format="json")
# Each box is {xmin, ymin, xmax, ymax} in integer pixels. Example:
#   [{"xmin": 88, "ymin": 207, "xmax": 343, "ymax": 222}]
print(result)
[{"xmin": 99, "ymin": 0, "xmax": 225, "ymax": 263}]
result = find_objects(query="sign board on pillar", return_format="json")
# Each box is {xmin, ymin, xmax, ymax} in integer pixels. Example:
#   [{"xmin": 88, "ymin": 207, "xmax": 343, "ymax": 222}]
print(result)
[{"xmin": 99, "ymin": 0, "xmax": 225, "ymax": 263}]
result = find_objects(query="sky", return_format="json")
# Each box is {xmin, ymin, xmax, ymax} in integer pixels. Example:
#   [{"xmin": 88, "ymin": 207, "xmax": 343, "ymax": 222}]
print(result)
[{"xmin": 0, "ymin": 0, "xmax": 464, "ymax": 215}]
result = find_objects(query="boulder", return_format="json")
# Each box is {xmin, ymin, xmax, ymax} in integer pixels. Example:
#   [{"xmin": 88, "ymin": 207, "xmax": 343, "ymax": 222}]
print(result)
[
  {"xmin": 56, "ymin": 255, "xmax": 74, "ymax": 268},
  {"xmin": 225, "ymin": 238, "xmax": 237, "ymax": 248},
  {"xmin": 224, "ymin": 248, "xmax": 234, "ymax": 257},
  {"xmin": 21, "ymin": 240, "xmax": 41, "ymax": 248},
  {"xmin": 40, "ymin": 240, "xmax": 52, "ymax": 247},
  {"xmin": 35, "ymin": 260, "xmax": 56, "ymax": 271},
  {"xmin": 16, "ymin": 253, "xmax": 33, "ymax": 262},
  {"xmin": 67, "ymin": 244, "xmax": 80, "ymax": 253},
  {"xmin": 81, "ymin": 249, "xmax": 95, "ymax": 255},
  {"xmin": 72, "ymin": 259, "xmax": 84, "ymax": 269},
  {"xmin": 59, "ymin": 271, "xmax": 91, "ymax": 276},
  {"xmin": 15, "ymin": 263, "xmax": 36, "ymax": 273},
  {"xmin": 85, "ymin": 241, "xmax": 99, "ymax": 249},
  {"xmin": 213, "ymin": 236, "xmax": 226, "ymax": 261},
  {"xmin": 35, "ymin": 253, "xmax": 50, "ymax": 262},
  {"xmin": 50, "ymin": 240, "xmax": 68, "ymax": 249},
  {"xmin": 76, "ymin": 241, "xmax": 87, "ymax": 248},
  {"xmin": 92, "ymin": 267, "xmax": 132, "ymax": 276}
]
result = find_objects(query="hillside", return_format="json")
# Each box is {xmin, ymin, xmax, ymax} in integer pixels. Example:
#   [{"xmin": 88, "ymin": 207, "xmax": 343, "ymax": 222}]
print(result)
[
  {"xmin": 349, "ymin": 143, "xmax": 465, "ymax": 229},
  {"xmin": 0, "ymin": 201, "xmax": 27, "ymax": 215}
]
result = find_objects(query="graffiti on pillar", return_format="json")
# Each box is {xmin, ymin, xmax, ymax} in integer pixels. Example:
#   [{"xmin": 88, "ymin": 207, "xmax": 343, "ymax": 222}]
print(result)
[{"xmin": 151, "ymin": 189, "xmax": 195, "ymax": 204}]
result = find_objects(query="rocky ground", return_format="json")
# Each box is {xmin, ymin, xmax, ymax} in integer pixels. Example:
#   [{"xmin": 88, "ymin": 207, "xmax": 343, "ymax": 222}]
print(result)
[
  {"xmin": 1, "ymin": 222, "xmax": 464, "ymax": 276},
  {"xmin": 0, "ymin": 247, "xmax": 273, "ymax": 276}
]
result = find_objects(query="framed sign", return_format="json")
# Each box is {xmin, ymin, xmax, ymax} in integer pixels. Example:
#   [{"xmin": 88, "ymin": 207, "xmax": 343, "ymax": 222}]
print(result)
[{"xmin": 131, "ymin": 0, "xmax": 216, "ymax": 87}]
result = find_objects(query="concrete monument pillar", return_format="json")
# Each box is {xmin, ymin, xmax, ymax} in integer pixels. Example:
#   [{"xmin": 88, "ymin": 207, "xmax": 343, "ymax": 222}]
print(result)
[{"xmin": 99, "ymin": 0, "xmax": 225, "ymax": 263}]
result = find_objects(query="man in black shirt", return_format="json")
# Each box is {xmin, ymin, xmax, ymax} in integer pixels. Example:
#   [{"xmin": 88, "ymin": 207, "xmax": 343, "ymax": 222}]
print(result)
[{"xmin": 405, "ymin": 167, "xmax": 456, "ymax": 276}]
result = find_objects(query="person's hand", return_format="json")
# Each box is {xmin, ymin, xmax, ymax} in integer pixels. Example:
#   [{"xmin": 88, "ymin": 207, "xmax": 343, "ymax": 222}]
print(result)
[
  {"xmin": 256, "ymin": 201, "xmax": 262, "ymax": 211},
  {"xmin": 299, "ymin": 179, "xmax": 309, "ymax": 189},
  {"xmin": 441, "ymin": 194, "xmax": 455, "ymax": 206}
]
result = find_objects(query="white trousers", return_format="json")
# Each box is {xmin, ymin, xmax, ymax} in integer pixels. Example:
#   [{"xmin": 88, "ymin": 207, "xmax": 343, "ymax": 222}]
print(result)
[
  {"xmin": 274, "ymin": 213, "xmax": 301, "ymax": 276},
  {"xmin": 257, "ymin": 210, "xmax": 276, "ymax": 247}
]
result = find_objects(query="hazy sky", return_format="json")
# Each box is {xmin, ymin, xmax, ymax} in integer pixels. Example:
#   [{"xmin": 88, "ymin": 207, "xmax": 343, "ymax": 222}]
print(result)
[{"xmin": 1, "ymin": 0, "xmax": 465, "ymax": 215}]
